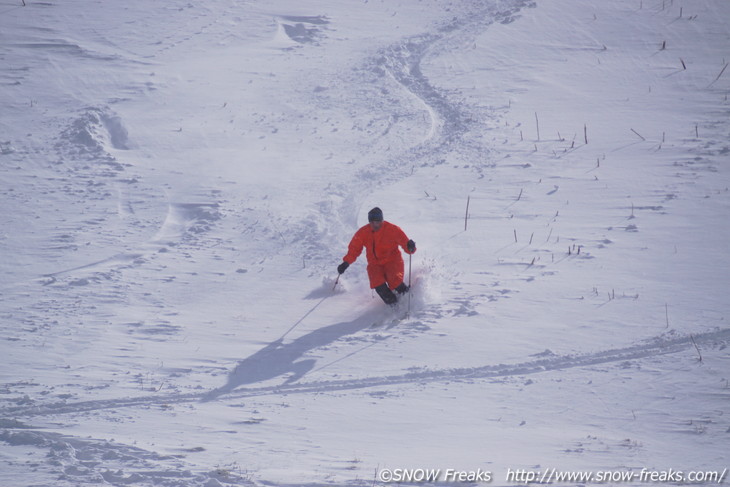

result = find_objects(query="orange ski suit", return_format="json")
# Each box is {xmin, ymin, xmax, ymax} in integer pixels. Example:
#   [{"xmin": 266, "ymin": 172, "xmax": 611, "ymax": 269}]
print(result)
[{"xmin": 343, "ymin": 221, "xmax": 414, "ymax": 290}]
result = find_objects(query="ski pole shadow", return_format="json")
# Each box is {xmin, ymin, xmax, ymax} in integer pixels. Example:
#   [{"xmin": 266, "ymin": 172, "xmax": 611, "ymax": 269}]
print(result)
[{"xmin": 203, "ymin": 303, "xmax": 387, "ymax": 401}]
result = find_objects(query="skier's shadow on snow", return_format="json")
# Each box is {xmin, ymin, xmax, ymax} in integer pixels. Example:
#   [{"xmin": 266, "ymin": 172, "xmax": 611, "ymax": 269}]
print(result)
[{"xmin": 203, "ymin": 299, "xmax": 387, "ymax": 401}]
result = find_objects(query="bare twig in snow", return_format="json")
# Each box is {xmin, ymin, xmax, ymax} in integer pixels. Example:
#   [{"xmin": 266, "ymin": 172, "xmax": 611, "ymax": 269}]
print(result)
[
  {"xmin": 631, "ymin": 128, "xmax": 646, "ymax": 140},
  {"xmin": 708, "ymin": 63, "xmax": 728, "ymax": 87},
  {"xmin": 464, "ymin": 195, "xmax": 470, "ymax": 231},
  {"xmin": 690, "ymin": 334, "xmax": 703, "ymax": 362}
]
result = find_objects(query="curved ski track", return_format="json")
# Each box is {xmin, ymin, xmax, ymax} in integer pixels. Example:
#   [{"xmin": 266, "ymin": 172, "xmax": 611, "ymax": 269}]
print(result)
[
  {"xmin": 353, "ymin": 0, "xmax": 536, "ymax": 186},
  {"xmin": 3, "ymin": 328, "xmax": 727, "ymax": 419}
]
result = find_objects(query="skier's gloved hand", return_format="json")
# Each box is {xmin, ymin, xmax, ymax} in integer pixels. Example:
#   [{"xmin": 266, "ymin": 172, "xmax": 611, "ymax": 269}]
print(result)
[
  {"xmin": 337, "ymin": 261, "xmax": 349, "ymax": 274},
  {"xmin": 407, "ymin": 239, "xmax": 416, "ymax": 253}
]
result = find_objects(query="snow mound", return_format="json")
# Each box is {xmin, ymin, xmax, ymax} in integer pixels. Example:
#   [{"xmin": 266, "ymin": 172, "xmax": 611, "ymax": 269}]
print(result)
[{"xmin": 59, "ymin": 107, "xmax": 132, "ymax": 156}]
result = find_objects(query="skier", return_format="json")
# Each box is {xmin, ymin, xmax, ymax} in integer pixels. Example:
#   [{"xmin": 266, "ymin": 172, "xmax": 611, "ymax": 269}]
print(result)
[{"xmin": 337, "ymin": 207, "xmax": 416, "ymax": 305}]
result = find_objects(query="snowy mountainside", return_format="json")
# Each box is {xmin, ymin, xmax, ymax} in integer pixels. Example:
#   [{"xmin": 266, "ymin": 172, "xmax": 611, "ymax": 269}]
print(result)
[{"xmin": 1, "ymin": 0, "xmax": 729, "ymax": 486}]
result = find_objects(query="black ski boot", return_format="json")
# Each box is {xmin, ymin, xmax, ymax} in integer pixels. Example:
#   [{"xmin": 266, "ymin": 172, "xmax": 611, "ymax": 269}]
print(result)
[
  {"xmin": 394, "ymin": 282, "xmax": 409, "ymax": 295},
  {"xmin": 375, "ymin": 284, "xmax": 398, "ymax": 305}
]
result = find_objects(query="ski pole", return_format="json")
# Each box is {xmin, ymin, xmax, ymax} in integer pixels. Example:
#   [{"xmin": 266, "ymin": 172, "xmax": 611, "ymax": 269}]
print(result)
[
  {"xmin": 332, "ymin": 274, "xmax": 340, "ymax": 291},
  {"xmin": 407, "ymin": 253, "xmax": 412, "ymax": 318}
]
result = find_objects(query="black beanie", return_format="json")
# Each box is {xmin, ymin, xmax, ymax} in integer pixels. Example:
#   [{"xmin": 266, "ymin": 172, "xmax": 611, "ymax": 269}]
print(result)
[{"xmin": 368, "ymin": 207, "xmax": 384, "ymax": 222}]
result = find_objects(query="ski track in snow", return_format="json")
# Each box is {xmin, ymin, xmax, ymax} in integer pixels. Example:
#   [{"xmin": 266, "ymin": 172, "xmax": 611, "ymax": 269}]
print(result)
[
  {"xmin": 264, "ymin": 0, "xmax": 537, "ymax": 268},
  {"xmin": 3, "ymin": 327, "xmax": 727, "ymax": 419},
  {"xmin": 338, "ymin": 0, "xmax": 536, "ymax": 198}
]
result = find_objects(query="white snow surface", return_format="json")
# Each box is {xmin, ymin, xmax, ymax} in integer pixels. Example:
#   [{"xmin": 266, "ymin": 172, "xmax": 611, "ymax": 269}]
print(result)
[{"xmin": 1, "ymin": 0, "xmax": 729, "ymax": 486}]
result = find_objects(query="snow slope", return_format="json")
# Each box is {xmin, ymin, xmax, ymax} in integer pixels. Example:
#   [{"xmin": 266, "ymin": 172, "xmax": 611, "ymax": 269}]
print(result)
[{"xmin": 1, "ymin": 0, "xmax": 729, "ymax": 486}]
